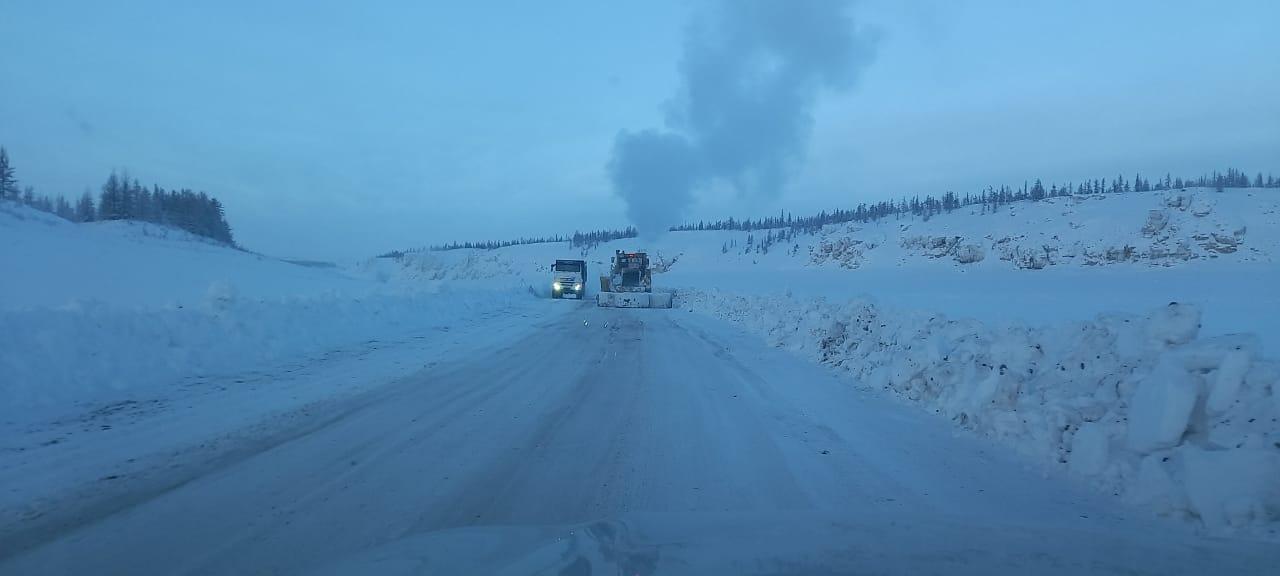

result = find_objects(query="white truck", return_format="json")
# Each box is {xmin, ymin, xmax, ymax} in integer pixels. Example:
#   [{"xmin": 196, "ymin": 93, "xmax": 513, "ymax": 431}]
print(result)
[{"xmin": 550, "ymin": 259, "xmax": 587, "ymax": 299}]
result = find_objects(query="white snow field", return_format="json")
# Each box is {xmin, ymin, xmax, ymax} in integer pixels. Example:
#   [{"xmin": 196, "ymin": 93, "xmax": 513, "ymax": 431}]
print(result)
[{"xmin": 1, "ymin": 188, "xmax": 1278, "ymax": 574}]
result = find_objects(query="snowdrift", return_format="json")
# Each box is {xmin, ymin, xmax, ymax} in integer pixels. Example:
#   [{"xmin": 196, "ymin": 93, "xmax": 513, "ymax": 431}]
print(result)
[
  {"xmin": 0, "ymin": 200, "xmax": 368, "ymax": 308},
  {"xmin": 0, "ymin": 200, "xmax": 539, "ymax": 420},
  {"xmin": 0, "ymin": 286, "xmax": 535, "ymax": 416},
  {"xmin": 679, "ymin": 289, "xmax": 1280, "ymax": 533}
]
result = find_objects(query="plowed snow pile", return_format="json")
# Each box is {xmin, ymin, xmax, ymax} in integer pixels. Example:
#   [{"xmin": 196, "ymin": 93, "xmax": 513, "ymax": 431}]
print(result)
[
  {"xmin": 0, "ymin": 200, "xmax": 537, "ymax": 420},
  {"xmin": 679, "ymin": 289, "xmax": 1280, "ymax": 534}
]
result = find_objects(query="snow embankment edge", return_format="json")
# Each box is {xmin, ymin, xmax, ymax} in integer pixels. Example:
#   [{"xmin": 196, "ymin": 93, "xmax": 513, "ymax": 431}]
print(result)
[{"xmin": 678, "ymin": 288, "xmax": 1280, "ymax": 536}]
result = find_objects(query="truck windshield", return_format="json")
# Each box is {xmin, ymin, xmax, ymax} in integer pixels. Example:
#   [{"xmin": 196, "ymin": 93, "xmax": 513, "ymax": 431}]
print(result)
[{"xmin": 554, "ymin": 262, "xmax": 581, "ymax": 272}]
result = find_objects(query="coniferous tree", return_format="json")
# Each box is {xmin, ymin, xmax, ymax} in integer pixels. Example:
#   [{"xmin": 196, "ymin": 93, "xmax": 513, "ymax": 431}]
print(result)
[
  {"xmin": 54, "ymin": 196, "xmax": 74, "ymax": 220},
  {"xmin": 1030, "ymin": 179, "xmax": 1046, "ymax": 200},
  {"xmin": 137, "ymin": 186, "xmax": 153, "ymax": 222},
  {"xmin": 0, "ymin": 147, "xmax": 16, "ymax": 200},
  {"xmin": 120, "ymin": 178, "xmax": 140, "ymax": 220},
  {"xmin": 99, "ymin": 173, "xmax": 124, "ymax": 220},
  {"xmin": 75, "ymin": 190, "xmax": 96, "ymax": 222}
]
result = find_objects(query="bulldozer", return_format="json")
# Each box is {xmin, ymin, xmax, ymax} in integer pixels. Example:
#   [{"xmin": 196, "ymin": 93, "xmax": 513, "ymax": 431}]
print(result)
[{"xmin": 597, "ymin": 250, "xmax": 673, "ymax": 308}]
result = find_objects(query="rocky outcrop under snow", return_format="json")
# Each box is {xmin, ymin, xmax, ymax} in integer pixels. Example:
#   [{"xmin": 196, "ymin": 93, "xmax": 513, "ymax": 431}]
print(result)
[{"xmin": 810, "ymin": 237, "xmax": 873, "ymax": 268}]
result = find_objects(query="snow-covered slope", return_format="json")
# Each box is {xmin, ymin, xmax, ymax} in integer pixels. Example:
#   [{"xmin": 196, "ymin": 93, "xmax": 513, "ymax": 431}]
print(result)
[
  {"xmin": 375, "ymin": 188, "xmax": 1280, "ymax": 352},
  {"xmin": 0, "ymin": 200, "xmax": 369, "ymax": 309},
  {"xmin": 814, "ymin": 188, "xmax": 1272, "ymax": 270},
  {"xmin": 372, "ymin": 187, "xmax": 1280, "ymax": 535},
  {"xmin": 0, "ymin": 200, "xmax": 543, "ymax": 418}
]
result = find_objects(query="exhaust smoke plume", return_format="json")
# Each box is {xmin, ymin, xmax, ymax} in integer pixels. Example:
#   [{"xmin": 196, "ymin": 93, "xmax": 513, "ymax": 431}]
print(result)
[{"xmin": 609, "ymin": 0, "xmax": 876, "ymax": 237}]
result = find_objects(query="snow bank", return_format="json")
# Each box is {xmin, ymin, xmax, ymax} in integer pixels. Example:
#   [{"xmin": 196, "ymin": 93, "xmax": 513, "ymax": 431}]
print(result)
[
  {"xmin": 0, "ymin": 200, "xmax": 369, "ymax": 309},
  {"xmin": 1, "ymin": 199, "xmax": 558, "ymax": 423},
  {"xmin": 679, "ymin": 289, "xmax": 1280, "ymax": 534},
  {"xmin": 0, "ymin": 285, "xmax": 535, "ymax": 419}
]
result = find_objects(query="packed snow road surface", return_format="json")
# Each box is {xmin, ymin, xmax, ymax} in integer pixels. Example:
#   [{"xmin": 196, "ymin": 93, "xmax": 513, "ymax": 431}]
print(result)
[{"xmin": 2, "ymin": 303, "xmax": 1275, "ymax": 575}]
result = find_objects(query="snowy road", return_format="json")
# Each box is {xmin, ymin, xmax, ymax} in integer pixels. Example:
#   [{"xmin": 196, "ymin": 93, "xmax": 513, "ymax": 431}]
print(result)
[{"xmin": 2, "ymin": 303, "xmax": 1276, "ymax": 575}]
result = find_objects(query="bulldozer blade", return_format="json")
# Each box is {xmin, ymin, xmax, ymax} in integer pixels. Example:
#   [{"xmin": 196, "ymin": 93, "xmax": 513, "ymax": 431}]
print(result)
[{"xmin": 595, "ymin": 292, "xmax": 673, "ymax": 309}]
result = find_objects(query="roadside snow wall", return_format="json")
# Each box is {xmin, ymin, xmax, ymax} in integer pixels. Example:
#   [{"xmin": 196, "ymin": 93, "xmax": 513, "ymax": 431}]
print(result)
[
  {"xmin": 680, "ymin": 289, "xmax": 1280, "ymax": 534},
  {"xmin": 0, "ymin": 285, "xmax": 532, "ymax": 417}
]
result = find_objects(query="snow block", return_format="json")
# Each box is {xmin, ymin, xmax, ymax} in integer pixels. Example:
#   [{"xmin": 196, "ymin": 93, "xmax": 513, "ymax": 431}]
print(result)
[
  {"xmin": 1183, "ymin": 448, "xmax": 1280, "ymax": 530},
  {"xmin": 1126, "ymin": 358, "xmax": 1200, "ymax": 453},
  {"xmin": 1141, "ymin": 210, "xmax": 1169, "ymax": 237},
  {"xmin": 1069, "ymin": 422, "xmax": 1111, "ymax": 476},
  {"xmin": 204, "ymin": 281, "xmax": 239, "ymax": 313},
  {"xmin": 953, "ymin": 244, "xmax": 985, "ymax": 264},
  {"xmin": 1145, "ymin": 302, "xmax": 1200, "ymax": 347},
  {"xmin": 1206, "ymin": 350, "xmax": 1251, "ymax": 416},
  {"xmin": 1189, "ymin": 196, "xmax": 1213, "ymax": 217},
  {"xmin": 1130, "ymin": 454, "xmax": 1187, "ymax": 515}
]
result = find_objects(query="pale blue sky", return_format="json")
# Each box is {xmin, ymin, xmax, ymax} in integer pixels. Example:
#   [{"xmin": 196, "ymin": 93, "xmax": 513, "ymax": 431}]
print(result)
[{"xmin": 2, "ymin": 0, "xmax": 1277, "ymax": 260}]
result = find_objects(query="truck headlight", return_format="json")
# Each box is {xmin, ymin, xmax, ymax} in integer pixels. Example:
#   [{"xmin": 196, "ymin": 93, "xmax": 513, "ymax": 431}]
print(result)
[
  {"xmin": 552, "ymin": 282, "xmax": 561, "ymax": 290},
  {"xmin": 574, "ymin": 283, "xmax": 582, "ymax": 291}
]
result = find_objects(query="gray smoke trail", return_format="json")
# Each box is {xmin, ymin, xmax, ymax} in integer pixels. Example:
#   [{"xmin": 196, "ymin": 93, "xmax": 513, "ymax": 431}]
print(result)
[{"xmin": 609, "ymin": 0, "xmax": 876, "ymax": 237}]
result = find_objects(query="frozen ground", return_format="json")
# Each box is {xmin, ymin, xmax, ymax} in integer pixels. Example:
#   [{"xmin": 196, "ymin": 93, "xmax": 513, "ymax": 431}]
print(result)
[{"xmin": 4, "ymin": 304, "xmax": 1275, "ymax": 575}]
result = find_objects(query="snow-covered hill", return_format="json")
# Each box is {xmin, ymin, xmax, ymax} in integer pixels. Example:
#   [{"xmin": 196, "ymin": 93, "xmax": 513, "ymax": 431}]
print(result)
[
  {"xmin": 0, "ymin": 200, "xmax": 545, "ymax": 417},
  {"xmin": 0, "ymin": 200, "xmax": 370, "ymax": 308},
  {"xmin": 372, "ymin": 187, "xmax": 1280, "ymax": 536},
  {"xmin": 813, "ymin": 188, "xmax": 1272, "ymax": 270},
  {"xmin": 378, "ymin": 188, "xmax": 1279, "ymax": 351}
]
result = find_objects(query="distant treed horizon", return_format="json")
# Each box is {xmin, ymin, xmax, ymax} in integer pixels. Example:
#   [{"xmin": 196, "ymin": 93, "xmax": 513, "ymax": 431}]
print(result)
[{"xmin": 6, "ymin": 143, "xmax": 1274, "ymax": 258}]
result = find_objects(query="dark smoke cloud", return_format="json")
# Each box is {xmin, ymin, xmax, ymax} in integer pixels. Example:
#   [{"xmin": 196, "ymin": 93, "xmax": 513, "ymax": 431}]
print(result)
[
  {"xmin": 609, "ymin": 0, "xmax": 876, "ymax": 237},
  {"xmin": 608, "ymin": 130, "xmax": 702, "ymax": 238}
]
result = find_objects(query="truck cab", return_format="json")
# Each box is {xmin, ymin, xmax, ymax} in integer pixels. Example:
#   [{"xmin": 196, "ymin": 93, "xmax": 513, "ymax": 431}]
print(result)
[{"xmin": 551, "ymin": 259, "xmax": 586, "ymax": 299}]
